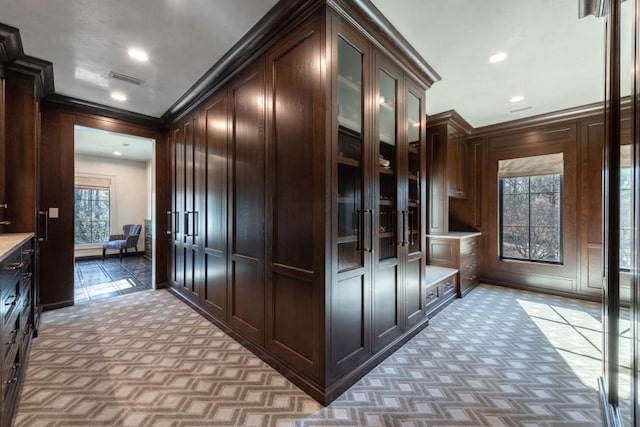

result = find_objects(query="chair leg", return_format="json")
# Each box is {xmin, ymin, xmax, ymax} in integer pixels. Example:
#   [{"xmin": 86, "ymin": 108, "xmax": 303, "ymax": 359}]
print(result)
[
  {"xmin": 119, "ymin": 248, "xmax": 123, "ymax": 262},
  {"xmin": 102, "ymin": 248, "xmax": 106, "ymax": 261}
]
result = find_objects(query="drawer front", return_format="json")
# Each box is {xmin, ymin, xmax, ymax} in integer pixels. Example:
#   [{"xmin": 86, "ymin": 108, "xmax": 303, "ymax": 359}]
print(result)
[
  {"xmin": 424, "ymin": 284, "xmax": 441, "ymax": 311},
  {"xmin": 440, "ymin": 275, "xmax": 457, "ymax": 298},
  {"xmin": 2, "ymin": 280, "xmax": 21, "ymax": 322},
  {"xmin": 1, "ymin": 251, "xmax": 23, "ymax": 297},
  {"xmin": 460, "ymin": 237, "xmax": 478, "ymax": 254},
  {"xmin": 460, "ymin": 252, "xmax": 478, "ymax": 274},
  {"xmin": 3, "ymin": 313, "xmax": 21, "ymax": 366}
]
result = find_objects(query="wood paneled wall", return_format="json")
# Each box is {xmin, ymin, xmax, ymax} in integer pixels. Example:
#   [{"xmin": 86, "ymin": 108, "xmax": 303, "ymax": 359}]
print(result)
[
  {"xmin": 452, "ymin": 106, "xmax": 609, "ymax": 299},
  {"xmin": 39, "ymin": 103, "xmax": 166, "ymax": 310}
]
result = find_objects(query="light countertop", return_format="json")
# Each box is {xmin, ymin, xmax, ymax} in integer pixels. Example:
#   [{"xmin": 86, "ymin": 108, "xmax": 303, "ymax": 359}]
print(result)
[
  {"xmin": 0, "ymin": 233, "xmax": 34, "ymax": 263},
  {"xmin": 426, "ymin": 231, "xmax": 481, "ymax": 240},
  {"xmin": 425, "ymin": 265, "xmax": 458, "ymax": 286}
]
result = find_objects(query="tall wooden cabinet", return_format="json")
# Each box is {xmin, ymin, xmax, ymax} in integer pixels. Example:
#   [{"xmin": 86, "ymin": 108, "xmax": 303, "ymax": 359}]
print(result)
[{"xmin": 167, "ymin": 2, "xmax": 437, "ymax": 404}]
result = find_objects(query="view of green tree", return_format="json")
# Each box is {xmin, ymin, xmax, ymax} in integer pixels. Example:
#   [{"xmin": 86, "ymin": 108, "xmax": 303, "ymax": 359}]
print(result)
[
  {"xmin": 75, "ymin": 187, "xmax": 110, "ymax": 244},
  {"xmin": 500, "ymin": 174, "xmax": 562, "ymax": 263}
]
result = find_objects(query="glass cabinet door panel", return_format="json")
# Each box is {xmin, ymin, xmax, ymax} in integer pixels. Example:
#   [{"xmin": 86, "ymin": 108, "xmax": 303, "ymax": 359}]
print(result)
[
  {"xmin": 337, "ymin": 37, "xmax": 364, "ymax": 272},
  {"xmin": 407, "ymin": 92, "xmax": 421, "ymax": 254},
  {"xmin": 378, "ymin": 69, "xmax": 398, "ymax": 261}
]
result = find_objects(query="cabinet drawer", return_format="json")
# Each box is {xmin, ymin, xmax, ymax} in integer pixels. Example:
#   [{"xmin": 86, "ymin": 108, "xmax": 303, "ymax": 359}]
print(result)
[
  {"xmin": 440, "ymin": 275, "xmax": 456, "ymax": 298},
  {"xmin": 3, "ymin": 350, "xmax": 21, "ymax": 404},
  {"xmin": 460, "ymin": 252, "xmax": 478, "ymax": 273},
  {"xmin": 2, "ymin": 280, "xmax": 21, "ymax": 321},
  {"xmin": 424, "ymin": 284, "xmax": 440, "ymax": 311},
  {"xmin": 3, "ymin": 313, "xmax": 20, "ymax": 366},
  {"xmin": 460, "ymin": 237, "xmax": 478, "ymax": 254}
]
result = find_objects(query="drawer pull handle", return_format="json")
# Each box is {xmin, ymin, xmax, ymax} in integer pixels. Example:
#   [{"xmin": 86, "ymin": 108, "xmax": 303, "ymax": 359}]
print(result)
[
  {"xmin": 23, "ymin": 325, "xmax": 32, "ymax": 336},
  {"xmin": 5, "ymin": 295, "xmax": 16, "ymax": 306},
  {"xmin": 426, "ymin": 292, "xmax": 438, "ymax": 300},
  {"xmin": 444, "ymin": 282, "xmax": 454, "ymax": 288},
  {"xmin": 466, "ymin": 275, "xmax": 477, "ymax": 281},
  {"xmin": 21, "ymin": 249, "xmax": 35, "ymax": 255},
  {"xmin": 7, "ymin": 328, "xmax": 18, "ymax": 345},
  {"xmin": 4, "ymin": 363, "xmax": 21, "ymax": 384},
  {"xmin": 3, "ymin": 262, "xmax": 23, "ymax": 271},
  {"xmin": 22, "ymin": 272, "xmax": 32, "ymax": 280}
]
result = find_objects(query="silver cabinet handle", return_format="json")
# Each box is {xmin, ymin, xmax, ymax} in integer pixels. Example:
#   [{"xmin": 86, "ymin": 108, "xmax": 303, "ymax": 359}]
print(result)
[
  {"xmin": 38, "ymin": 211, "xmax": 49, "ymax": 242},
  {"xmin": 4, "ymin": 262, "xmax": 24, "ymax": 271}
]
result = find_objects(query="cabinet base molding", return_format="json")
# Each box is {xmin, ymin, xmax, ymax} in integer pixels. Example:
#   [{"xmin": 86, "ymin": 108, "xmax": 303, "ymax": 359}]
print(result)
[{"xmin": 42, "ymin": 299, "xmax": 74, "ymax": 312}]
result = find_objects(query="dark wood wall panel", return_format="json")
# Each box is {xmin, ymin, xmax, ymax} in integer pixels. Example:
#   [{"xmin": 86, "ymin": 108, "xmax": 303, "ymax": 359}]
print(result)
[
  {"xmin": 39, "ymin": 103, "xmax": 166, "ymax": 310},
  {"xmin": 0, "ymin": 77, "xmax": 5, "ymax": 226},
  {"xmin": 228, "ymin": 60, "xmax": 265, "ymax": 345},
  {"xmin": 4, "ymin": 72, "xmax": 37, "ymax": 233},
  {"xmin": 201, "ymin": 94, "xmax": 228, "ymax": 319}
]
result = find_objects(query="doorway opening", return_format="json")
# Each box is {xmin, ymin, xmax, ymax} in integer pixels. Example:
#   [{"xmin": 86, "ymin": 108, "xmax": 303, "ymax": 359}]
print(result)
[{"xmin": 73, "ymin": 125, "xmax": 156, "ymax": 303}]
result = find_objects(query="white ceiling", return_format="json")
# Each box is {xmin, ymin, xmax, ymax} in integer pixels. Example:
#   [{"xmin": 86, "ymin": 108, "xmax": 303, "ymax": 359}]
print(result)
[
  {"xmin": 75, "ymin": 126, "xmax": 154, "ymax": 162},
  {"xmin": 0, "ymin": 0, "xmax": 278, "ymax": 117},
  {"xmin": 370, "ymin": 0, "xmax": 607, "ymax": 127},
  {"xmin": 1, "ymin": 0, "xmax": 608, "ymax": 127}
]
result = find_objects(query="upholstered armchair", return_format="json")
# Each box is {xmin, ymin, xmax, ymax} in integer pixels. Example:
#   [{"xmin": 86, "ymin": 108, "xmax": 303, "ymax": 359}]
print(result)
[{"xmin": 102, "ymin": 224, "xmax": 142, "ymax": 261}]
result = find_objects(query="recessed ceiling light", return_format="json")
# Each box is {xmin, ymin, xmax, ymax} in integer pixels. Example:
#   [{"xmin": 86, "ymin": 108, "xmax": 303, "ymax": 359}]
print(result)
[
  {"xmin": 111, "ymin": 91, "xmax": 127, "ymax": 102},
  {"xmin": 113, "ymin": 151, "xmax": 122, "ymax": 156},
  {"xmin": 489, "ymin": 52, "xmax": 508, "ymax": 63},
  {"xmin": 128, "ymin": 47, "xmax": 149, "ymax": 62},
  {"xmin": 510, "ymin": 95, "xmax": 525, "ymax": 103}
]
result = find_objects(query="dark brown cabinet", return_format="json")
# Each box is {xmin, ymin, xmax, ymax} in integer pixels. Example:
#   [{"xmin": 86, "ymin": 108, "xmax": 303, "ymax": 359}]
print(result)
[
  {"xmin": 166, "ymin": 2, "xmax": 436, "ymax": 405},
  {"xmin": 427, "ymin": 111, "xmax": 473, "ymax": 234},
  {"xmin": 0, "ymin": 235, "xmax": 35, "ymax": 427},
  {"xmin": 427, "ymin": 233, "xmax": 480, "ymax": 297},
  {"xmin": 447, "ymin": 134, "xmax": 467, "ymax": 198}
]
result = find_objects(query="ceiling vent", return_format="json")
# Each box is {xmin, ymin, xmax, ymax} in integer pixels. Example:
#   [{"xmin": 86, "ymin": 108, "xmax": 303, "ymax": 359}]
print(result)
[
  {"xmin": 510, "ymin": 106, "xmax": 533, "ymax": 113},
  {"xmin": 109, "ymin": 71, "xmax": 144, "ymax": 86}
]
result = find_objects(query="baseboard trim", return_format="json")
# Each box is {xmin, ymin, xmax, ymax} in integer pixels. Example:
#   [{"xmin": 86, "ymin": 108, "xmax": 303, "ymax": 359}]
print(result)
[
  {"xmin": 42, "ymin": 299, "xmax": 74, "ymax": 312},
  {"xmin": 165, "ymin": 287, "xmax": 327, "ymax": 403},
  {"xmin": 479, "ymin": 278, "xmax": 601, "ymax": 303},
  {"xmin": 166, "ymin": 286, "xmax": 431, "ymax": 405}
]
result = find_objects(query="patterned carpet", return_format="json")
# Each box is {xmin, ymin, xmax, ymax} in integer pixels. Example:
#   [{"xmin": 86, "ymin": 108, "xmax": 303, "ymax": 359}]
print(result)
[{"xmin": 15, "ymin": 284, "xmax": 602, "ymax": 426}]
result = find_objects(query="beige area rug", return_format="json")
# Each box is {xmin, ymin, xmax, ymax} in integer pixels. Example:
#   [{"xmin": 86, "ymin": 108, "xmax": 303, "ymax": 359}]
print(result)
[{"xmin": 16, "ymin": 285, "xmax": 602, "ymax": 426}]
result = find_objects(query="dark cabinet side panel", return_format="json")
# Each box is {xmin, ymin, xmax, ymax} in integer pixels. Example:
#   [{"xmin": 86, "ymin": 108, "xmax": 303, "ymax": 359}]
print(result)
[
  {"xmin": 201, "ymin": 95, "xmax": 228, "ymax": 319},
  {"xmin": 228, "ymin": 61, "xmax": 265, "ymax": 345},
  {"xmin": 265, "ymin": 18, "xmax": 324, "ymax": 381}
]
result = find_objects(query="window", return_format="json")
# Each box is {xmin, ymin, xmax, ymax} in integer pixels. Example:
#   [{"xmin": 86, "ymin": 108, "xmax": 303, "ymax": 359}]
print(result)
[
  {"xmin": 620, "ymin": 167, "xmax": 632, "ymax": 270},
  {"xmin": 75, "ymin": 176, "xmax": 112, "ymax": 244},
  {"xmin": 500, "ymin": 174, "xmax": 563, "ymax": 264}
]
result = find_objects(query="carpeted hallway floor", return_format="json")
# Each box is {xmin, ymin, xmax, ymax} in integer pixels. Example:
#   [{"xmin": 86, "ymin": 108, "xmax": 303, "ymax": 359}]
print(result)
[{"xmin": 15, "ymin": 284, "xmax": 602, "ymax": 426}]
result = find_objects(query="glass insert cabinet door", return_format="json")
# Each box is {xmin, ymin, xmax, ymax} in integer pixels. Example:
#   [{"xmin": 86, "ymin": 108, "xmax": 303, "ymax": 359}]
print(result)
[
  {"xmin": 406, "ymin": 91, "xmax": 422, "ymax": 255},
  {"xmin": 336, "ymin": 36, "xmax": 364, "ymax": 272},
  {"xmin": 377, "ymin": 69, "xmax": 398, "ymax": 261}
]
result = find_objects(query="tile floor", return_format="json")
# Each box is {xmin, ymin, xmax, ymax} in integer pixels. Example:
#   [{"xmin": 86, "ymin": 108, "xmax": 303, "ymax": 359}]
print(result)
[{"xmin": 74, "ymin": 255, "xmax": 152, "ymax": 303}]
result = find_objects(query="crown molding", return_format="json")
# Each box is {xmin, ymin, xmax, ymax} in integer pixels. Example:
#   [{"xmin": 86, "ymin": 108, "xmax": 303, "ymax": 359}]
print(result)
[
  {"xmin": 161, "ymin": 0, "xmax": 325, "ymax": 125},
  {"xmin": 45, "ymin": 94, "xmax": 163, "ymax": 130},
  {"xmin": 0, "ymin": 23, "xmax": 55, "ymax": 97}
]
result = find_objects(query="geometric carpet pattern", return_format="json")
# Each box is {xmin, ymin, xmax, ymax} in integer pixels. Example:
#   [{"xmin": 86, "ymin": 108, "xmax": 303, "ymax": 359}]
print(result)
[{"xmin": 15, "ymin": 284, "xmax": 602, "ymax": 426}]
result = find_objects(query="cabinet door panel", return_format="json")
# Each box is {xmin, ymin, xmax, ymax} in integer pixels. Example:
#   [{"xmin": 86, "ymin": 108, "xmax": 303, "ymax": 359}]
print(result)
[
  {"xmin": 331, "ymin": 275, "xmax": 367, "ymax": 375},
  {"xmin": 404, "ymin": 257, "xmax": 423, "ymax": 327},
  {"xmin": 202, "ymin": 94, "xmax": 228, "ymax": 319},
  {"xmin": 372, "ymin": 264, "xmax": 400, "ymax": 348}
]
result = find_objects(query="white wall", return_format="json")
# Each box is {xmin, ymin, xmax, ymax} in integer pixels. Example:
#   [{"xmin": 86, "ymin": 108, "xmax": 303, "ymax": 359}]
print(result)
[{"xmin": 75, "ymin": 154, "xmax": 150, "ymax": 258}]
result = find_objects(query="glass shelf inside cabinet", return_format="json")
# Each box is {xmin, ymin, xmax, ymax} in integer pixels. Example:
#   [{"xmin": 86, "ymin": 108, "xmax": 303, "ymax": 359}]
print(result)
[
  {"xmin": 337, "ymin": 38, "xmax": 362, "ymax": 134},
  {"xmin": 337, "ymin": 37, "xmax": 364, "ymax": 273}
]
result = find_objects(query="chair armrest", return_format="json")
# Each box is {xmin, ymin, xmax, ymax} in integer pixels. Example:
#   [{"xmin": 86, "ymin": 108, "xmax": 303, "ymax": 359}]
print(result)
[{"xmin": 109, "ymin": 234, "xmax": 125, "ymax": 241}]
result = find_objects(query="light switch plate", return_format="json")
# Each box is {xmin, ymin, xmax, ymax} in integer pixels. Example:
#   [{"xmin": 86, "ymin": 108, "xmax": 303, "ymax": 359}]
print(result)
[{"xmin": 49, "ymin": 207, "xmax": 59, "ymax": 219}]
